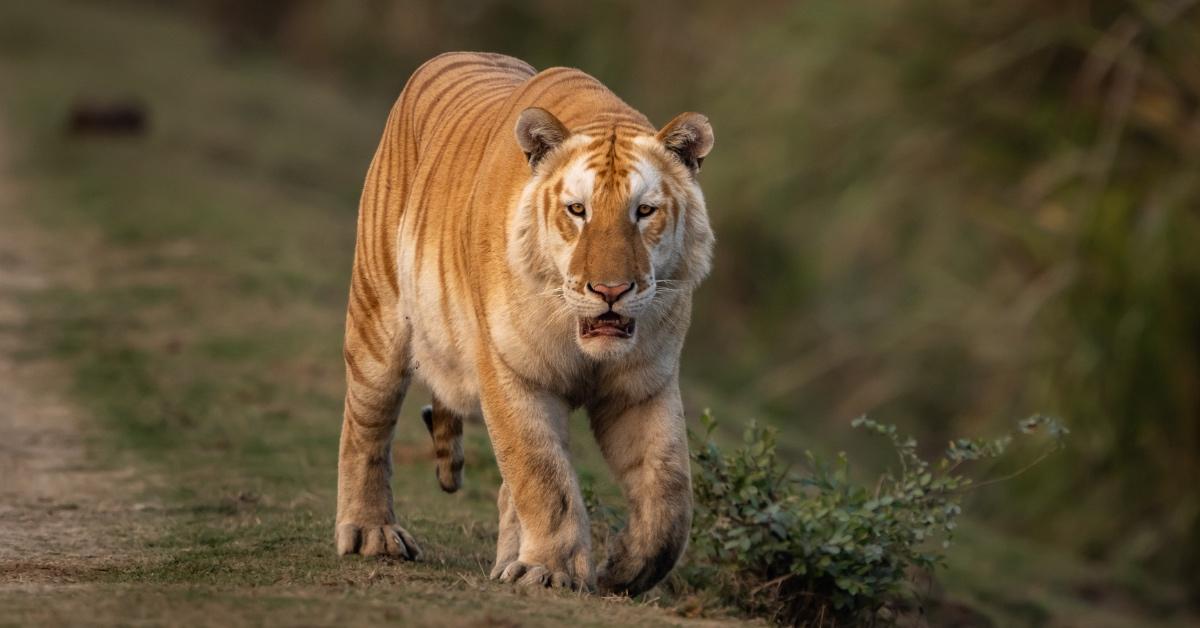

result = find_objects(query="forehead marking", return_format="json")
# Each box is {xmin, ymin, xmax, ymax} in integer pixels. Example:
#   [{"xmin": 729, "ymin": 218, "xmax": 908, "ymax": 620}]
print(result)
[
  {"xmin": 559, "ymin": 155, "xmax": 596, "ymax": 202},
  {"xmin": 629, "ymin": 156, "xmax": 662, "ymax": 201},
  {"xmin": 605, "ymin": 128, "xmax": 619, "ymax": 173},
  {"xmin": 586, "ymin": 127, "xmax": 637, "ymax": 193}
]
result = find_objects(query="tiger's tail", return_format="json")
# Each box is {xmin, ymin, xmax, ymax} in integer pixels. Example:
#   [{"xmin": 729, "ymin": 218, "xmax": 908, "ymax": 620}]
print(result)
[{"xmin": 421, "ymin": 400, "xmax": 464, "ymax": 493}]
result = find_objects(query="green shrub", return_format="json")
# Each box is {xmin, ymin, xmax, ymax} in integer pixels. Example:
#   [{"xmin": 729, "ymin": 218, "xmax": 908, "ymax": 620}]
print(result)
[{"xmin": 678, "ymin": 412, "xmax": 1067, "ymax": 626}]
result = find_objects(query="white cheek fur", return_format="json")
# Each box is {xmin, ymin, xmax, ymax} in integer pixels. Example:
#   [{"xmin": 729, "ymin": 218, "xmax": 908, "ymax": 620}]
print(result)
[{"xmin": 547, "ymin": 221, "xmax": 575, "ymax": 277}]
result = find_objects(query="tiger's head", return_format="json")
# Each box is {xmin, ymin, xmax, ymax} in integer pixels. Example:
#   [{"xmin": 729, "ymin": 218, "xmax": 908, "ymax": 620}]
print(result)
[{"xmin": 510, "ymin": 107, "xmax": 715, "ymax": 360}]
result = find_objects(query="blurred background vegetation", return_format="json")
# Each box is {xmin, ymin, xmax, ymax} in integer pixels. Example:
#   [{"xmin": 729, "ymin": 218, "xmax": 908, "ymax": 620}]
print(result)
[{"xmin": 3, "ymin": 0, "xmax": 1198, "ymax": 623}]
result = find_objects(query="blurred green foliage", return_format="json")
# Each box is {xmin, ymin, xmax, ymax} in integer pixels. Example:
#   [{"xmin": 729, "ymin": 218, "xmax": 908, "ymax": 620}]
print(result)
[{"xmin": 177, "ymin": 0, "xmax": 1200, "ymax": 599}]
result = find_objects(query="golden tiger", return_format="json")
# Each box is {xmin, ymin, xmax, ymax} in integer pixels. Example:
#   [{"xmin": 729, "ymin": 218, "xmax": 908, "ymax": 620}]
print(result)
[{"xmin": 335, "ymin": 52, "xmax": 715, "ymax": 596}]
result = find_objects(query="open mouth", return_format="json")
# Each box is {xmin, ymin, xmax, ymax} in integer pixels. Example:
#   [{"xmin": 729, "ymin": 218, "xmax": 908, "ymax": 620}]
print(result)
[{"xmin": 579, "ymin": 311, "xmax": 636, "ymax": 339}]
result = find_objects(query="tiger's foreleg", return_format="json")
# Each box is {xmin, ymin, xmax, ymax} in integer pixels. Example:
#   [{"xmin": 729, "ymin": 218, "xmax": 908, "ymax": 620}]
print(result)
[
  {"xmin": 590, "ymin": 382, "xmax": 692, "ymax": 596},
  {"xmin": 481, "ymin": 367, "xmax": 594, "ymax": 590}
]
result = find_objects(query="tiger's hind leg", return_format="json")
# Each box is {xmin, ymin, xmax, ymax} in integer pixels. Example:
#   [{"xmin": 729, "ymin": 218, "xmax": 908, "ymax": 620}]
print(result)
[{"xmin": 421, "ymin": 397, "xmax": 464, "ymax": 493}]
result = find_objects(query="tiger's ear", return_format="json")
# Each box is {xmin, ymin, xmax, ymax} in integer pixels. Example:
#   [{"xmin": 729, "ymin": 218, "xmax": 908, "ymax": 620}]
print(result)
[
  {"xmin": 657, "ymin": 112, "xmax": 714, "ymax": 174},
  {"xmin": 515, "ymin": 107, "xmax": 570, "ymax": 169}
]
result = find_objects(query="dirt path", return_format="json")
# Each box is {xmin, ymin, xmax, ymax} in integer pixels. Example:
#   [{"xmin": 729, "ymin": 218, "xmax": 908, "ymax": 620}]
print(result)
[{"xmin": 0, "ymin": 114, "xmax": 144, "ymax": 587}]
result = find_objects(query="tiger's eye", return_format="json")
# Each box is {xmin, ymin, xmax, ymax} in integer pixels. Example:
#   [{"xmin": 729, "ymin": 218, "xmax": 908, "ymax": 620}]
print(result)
[
  {"xmin": 567, "ymin": 203, "xmax": 586, "ymax": 217},
  {"xmin": 636, "ymin": 204, "xmax": 658, "ymax": 219}
]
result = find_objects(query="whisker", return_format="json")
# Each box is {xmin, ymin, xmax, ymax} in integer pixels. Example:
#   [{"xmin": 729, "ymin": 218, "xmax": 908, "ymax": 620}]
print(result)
[
  {"xmin": 512, "ymin": 286, "xmax": 565, "ymax": 307},
  {"xmin": 550, "ymin": 303, "xmax": 576, "ymax": 322}
]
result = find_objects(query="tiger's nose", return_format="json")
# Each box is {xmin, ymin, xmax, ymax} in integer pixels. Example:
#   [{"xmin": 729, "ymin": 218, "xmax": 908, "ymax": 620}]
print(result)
[{"xmin": 587, "ymin": 281, "xmax": 633, "ymax": 305}]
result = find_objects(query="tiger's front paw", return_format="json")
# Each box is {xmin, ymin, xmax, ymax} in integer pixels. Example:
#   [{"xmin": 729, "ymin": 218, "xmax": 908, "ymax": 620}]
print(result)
[
  {"xmin": 495, "ymin": 543, "xmax": 593, "ymax": 591},
  {"xmin": 497, "ymin": 560, "xmax": 592, "ymax": 591},
  {"xmin": 498, "ymin": 561, "xmax": 576, "ymax": 589},
  {"xmin": 335, "ymin": 521, "xmax": 422, "ymax": 560}
]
